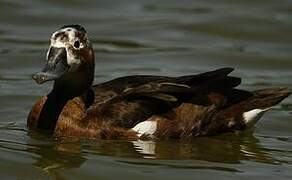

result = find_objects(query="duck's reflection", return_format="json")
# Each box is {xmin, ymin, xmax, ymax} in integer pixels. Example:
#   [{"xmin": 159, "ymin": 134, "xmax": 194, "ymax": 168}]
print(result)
[
  {"xmin": 32, "ymin": 142, "xmax": 84, "ymax": 172},
  {"xmin": 131, "ymin": 130, "xmax": 277, "ymax": 164},
  {"xmin": 27, "ymin": 130, "xmax": 280, "ymax": 177},
  {"xmin": 132, "ymin": 140, "xmax": 156, "ymax": 159},
  {"xmin": 26, "ymin": 133, "xmax": 86, "ymax": 179}
]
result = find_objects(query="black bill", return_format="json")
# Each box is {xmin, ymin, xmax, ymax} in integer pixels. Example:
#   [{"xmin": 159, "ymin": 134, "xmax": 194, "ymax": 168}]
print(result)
[{"xmin": 32, "ymin": 47, "xmax": 69, "ymax": 84}]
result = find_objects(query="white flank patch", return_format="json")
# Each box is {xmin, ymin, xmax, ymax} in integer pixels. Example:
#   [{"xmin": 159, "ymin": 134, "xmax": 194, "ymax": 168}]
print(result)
[
  {"xmin": 243, "ymin": 108, "xmax": 271, "ymax": 127},
  {"xmin": 132, "ymin": 121, "xmax": 157, "ymax": 137}
]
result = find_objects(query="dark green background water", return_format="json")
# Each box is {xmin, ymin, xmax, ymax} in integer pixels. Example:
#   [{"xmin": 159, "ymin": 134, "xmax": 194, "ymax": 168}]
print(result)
[{"xmin": 0, "ymin": 0, "xmax": 292, "ymax": 179}]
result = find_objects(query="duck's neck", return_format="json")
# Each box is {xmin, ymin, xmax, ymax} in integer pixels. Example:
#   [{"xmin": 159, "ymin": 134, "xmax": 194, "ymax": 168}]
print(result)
[
  {"xmin": 36, "ymin": 81, "xmax": 93, "ymax": 133},
  {"xmin": 36, "ymin": 87, "xmax": 72, "ymax": 132},
  {"xmin": 35, "ymin": 55, "xmax": 95, "ymax": 133}
]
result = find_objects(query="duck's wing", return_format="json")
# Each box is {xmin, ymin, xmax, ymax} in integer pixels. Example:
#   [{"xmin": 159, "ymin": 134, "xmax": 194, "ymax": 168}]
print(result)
[
  {"xmin": 89, "ymin": 78, "xmax": 193, "ymax": 128},
  {"xmin": 88, "ymin": 67, "xmax": 242, "ymax": 128},
  {"xmin": 92, "ymin": 67, "xmax": 238, "ymax": 104}
]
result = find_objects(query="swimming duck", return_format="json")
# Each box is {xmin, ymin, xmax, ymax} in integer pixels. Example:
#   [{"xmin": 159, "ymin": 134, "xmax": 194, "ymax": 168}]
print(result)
[{"xmin": 28, "ymin": 25, "xmax": 291, "ymax": 140}]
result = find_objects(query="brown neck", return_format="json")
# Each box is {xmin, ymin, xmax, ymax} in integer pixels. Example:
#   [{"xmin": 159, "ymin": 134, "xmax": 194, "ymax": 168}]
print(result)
[
  {"xmin": 36, "ymin": 68, "xmax": 94, "ymax": 133},
  {"xmin": 36, "ymin": 89, "xmax": 69, "ymax": 132},
  {"xmin": 36, "ymin": 86, "xmax": 94, "ymax": 133}
]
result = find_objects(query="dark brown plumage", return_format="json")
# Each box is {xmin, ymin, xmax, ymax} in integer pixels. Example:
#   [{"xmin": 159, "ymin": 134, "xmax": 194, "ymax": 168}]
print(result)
[{"xmin": 27, "ymin": 25, "xmax": 291, "ymax": 140}]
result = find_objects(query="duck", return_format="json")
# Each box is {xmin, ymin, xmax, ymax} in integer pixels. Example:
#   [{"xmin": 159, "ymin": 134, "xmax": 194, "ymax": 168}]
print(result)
[{"xmin": 28, "ymin": 24, "xmax": 291, "ymax": 140}]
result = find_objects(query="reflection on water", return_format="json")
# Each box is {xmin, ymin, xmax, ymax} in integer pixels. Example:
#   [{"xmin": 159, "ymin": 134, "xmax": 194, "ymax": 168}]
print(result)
[
  {"xmin": 131, "ymin": 131, "xmax": 280, "ymax": 165},
  {"xmin": 132, "ymin": 140, "xmax": 156, "ymax": 158},
  {"xmin": 0, "ymin": 117, "xmax": 292, "ymax": 179},
  {"xmin": 18, "ymin": 130, "xmax": 282, "ymax": 177},
  {"xmin": 0, "ymin": 0, "xmax": 292, "ymax": 179},
  {"xmin": 30, "ymin": 143, "xmax": 86, "ymax": 179}
]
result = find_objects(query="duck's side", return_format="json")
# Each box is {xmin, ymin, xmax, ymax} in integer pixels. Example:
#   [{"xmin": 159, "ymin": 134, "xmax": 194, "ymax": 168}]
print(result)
[
  {"xmin": 27, "ymin": 25, "xmax": 291, "ymax": 140},
  {"xmin": 28, "ymin": 68, "xmax": 290, "ymax": 140}
]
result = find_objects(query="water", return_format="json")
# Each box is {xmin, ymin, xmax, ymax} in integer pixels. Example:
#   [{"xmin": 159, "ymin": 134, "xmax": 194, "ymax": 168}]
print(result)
[{"xmin": 0, "ymin": 0, "xmax": 292, "ymax": 179}]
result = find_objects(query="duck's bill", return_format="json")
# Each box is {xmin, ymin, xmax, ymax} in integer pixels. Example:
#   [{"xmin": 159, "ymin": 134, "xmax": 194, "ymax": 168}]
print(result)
[
  {"xmin": 32, "ymin": 47, "xmax": 69, "ymax": 84},
  {"xmin": 32, "ymin": 72, "xmax": 61, "ymax": 84}
]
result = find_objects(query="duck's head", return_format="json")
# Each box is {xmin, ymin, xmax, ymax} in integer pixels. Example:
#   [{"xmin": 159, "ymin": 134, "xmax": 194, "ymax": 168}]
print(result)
[{"xmin": 33, "ymin": 25, "xmax": 95, "ymax": 97}]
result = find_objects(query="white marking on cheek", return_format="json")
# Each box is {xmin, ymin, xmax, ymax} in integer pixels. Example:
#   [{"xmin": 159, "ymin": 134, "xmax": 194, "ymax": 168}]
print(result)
[
  {"xmin": 132, "ymin": 121, "xmax": 157, "ymax": 137},
  {"xmin": 243, "ymin": 108, "xmax": 271, "ymax": 127},
  {"xmin": 51, "ymin": 39, "xmax": 66, "ymax": 48},
  {"xmin": 66, "ymin": 48, "xmax": 81, "ymax": 68}
]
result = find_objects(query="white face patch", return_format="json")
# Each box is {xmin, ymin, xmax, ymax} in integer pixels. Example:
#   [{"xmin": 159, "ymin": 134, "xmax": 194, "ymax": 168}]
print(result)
[{"xmin": 49, "ymin": 27, "xmax": 88, "ymax": 67}]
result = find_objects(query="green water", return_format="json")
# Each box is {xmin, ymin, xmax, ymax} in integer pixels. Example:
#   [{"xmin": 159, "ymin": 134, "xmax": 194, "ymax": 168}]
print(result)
[{"xmin": 0, "ymin": 0, "xmax": 292, "ymax": 179}]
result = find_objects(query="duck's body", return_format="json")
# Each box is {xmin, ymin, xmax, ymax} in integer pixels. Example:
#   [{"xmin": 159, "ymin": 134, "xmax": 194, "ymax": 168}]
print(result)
[{"xmin": 28, "ymin": 25, "xmax": 290, "ymax": 140}]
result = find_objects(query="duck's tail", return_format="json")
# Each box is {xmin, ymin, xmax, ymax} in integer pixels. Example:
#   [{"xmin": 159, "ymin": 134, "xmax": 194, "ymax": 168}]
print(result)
[
  {"xmin": 240, "ymin": 87, "xmax": 290, "ymax": 127},
  {"xmin": 201, "ymin": 87, "xmax": 290, "ymax": 135}
]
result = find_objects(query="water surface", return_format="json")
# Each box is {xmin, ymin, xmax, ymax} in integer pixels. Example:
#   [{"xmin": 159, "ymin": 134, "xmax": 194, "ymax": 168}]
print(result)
[{"xmin": 0, "ymin": 0, "xmax": 292, "ymax": 179}]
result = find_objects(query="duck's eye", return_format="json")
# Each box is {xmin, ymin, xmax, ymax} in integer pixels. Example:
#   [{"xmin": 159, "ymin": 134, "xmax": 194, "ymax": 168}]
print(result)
[{"xmin": 74, "ymin": 40, "xmax": 80, "ymax": 49}]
